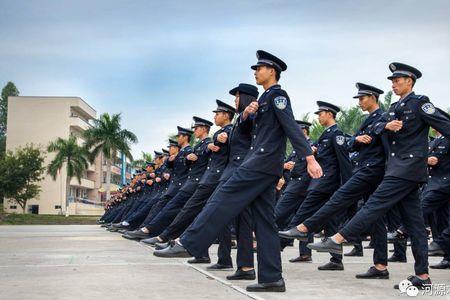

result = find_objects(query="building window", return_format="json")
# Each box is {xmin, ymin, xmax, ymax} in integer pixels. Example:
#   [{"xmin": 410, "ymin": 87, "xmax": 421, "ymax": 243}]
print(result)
[
  {"xmin": 9, "ymin": 205, "xmax": 17, "ymax": 209},
  {"xmin": 55, "ymin": 205, "xmax": 61, "ymax": 209}
]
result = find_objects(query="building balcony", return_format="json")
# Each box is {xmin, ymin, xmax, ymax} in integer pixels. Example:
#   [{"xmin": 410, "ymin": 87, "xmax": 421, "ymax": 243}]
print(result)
[
  {"xmin": 69, "ymin": 116, "xmax": 92, "ymax": 132},
  {"xmin": 70, "ymin": 177, "xmax": 95, "ymax": 189}
]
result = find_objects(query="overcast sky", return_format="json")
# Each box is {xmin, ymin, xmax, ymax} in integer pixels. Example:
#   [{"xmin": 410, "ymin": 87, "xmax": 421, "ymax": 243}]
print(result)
[{"xmin": 1, "ymin": 0, "xmax": 449, "ymax": 158}]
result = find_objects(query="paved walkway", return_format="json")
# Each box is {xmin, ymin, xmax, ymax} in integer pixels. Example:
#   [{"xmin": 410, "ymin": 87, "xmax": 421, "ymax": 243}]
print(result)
[{"xmin": 0, "ymin": 225, "xmax": 448, "ymax": 299}]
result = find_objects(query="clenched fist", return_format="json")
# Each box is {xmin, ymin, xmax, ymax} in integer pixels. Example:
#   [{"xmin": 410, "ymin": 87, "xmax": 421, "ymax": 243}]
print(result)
[
  {"xmin": 217, "ymin": 132, "xmax": 228, "ymax": 143},
  {"xmin": 208, "ymin": 143, "xmax": 220, "ymax": 152},
  {"xmin": 385, "ymin": 120, "xmax": 403, "ymax": 132},
  {"xmin": 355, "ymin": 134, "xmax": 372, "ymax": 144},
  {"xmin": 187, "ymin": 153, "xmax": 198, "ymax": 161},
  {"xmin": 243, "ymin": 101, "xmax": 259, "ymax": 120},
  {"xmin": 284, "ymin": 161, "xmax": 295, "ymax": 170}
]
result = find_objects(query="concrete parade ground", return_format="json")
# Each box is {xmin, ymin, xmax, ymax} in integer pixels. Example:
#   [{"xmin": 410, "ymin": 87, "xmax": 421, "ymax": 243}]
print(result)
[{"xmin": 0, "ymin": 225, "xmax": 448, "ymax": 300}]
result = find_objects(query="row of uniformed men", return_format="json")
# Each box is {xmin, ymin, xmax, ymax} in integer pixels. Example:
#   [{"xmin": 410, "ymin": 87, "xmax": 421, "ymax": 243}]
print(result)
[{"xmin": 99, "ymin": 50, "xmax": 450, "ymax": 292}]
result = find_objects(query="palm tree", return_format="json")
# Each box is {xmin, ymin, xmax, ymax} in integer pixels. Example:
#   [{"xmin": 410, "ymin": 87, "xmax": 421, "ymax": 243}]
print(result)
[
  {"xmin": 337, "ymin": 106, "xmax": 366, "ymax": 135},
  {"xmin": 83, "ymin": 113, "xmax": 137, "ymax": 201},
  {"xmin": 379, "ymin": 91, "xmax": 393, "ymax": 112},
  {"xmin": 47, "ymin": 135, "xmax": 89, "ymax": 216},
  {"xmin": 131, "ymin": 151, "xmax": 153, "ymax": 169}
]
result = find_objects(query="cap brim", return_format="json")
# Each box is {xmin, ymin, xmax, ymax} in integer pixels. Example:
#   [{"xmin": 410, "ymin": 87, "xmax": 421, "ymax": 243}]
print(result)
[
  {"xmin": 353, "ymin": 93, "xmax": 369, "ymax": 99},
  {"xmin": 229, "ymin": 87, "xmax": 238, "ymax": 96},
  {"xmin": 387, "ymin": 74, "xmax": 402, "ymax": 80},
  {"xmin": 251, "ymin": 62, "xmax": 269, "ymax": 70}
]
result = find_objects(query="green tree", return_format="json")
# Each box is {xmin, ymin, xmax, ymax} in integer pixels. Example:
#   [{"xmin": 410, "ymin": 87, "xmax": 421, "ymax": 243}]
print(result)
[
  {"xmin": 379, "ymin": 91, "xmax": 393, "ymax": 112},
  {"xmin": 0, "ymin": 144, "xmax": 45, "ymax": 213},
  {"xmin": 0, "ymin": 82, "xmax": 20, "ymax": 158},
  {"xmin": 47, "ymin": 135, "xmax": 90, "ymax": 216},
  {"xmin": 131, "ymin": 151, "xmax": 153, "ymax": 169},
  {"xmin": 336, "ymin": 106, "xmax": 365, "ymax": 136},
  {"xmin": 83, "ymin": 113, "xmax": 137, "ymax": 201}
]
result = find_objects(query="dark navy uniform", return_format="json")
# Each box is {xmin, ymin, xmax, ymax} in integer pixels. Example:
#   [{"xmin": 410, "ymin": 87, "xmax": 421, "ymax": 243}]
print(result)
[
  {"xmin": 303, "ymin": 83, "xmax": 389, "ymax": 267},
  {"xmin": 421, "ymin": 134, "xmax": 450, "ymax": 240},
  {"xmin": 122, "ymin": 138, "xmax": 187, "ymax": 228},
  {"xmin": 215, "ymin": 84, "xmax": 258, "ymax": 269},
  {"xmin": 142, "ymin": 118, "xmax": 214, "ymax": 235},
  {"xmin": 158, "ymin": 101, "xmax": 235, "ymax": 242},
  {"xmin": 287, "ymin": 102, "xmax": 352, "ymax": 266},
  {"xmin": 275, "ymin": 121, "xmax": 314, "ymax": 258},
  {"xmin": 340, "ymin": 63, "xmax": 450, "ymax": 276},
  {"xmin": 180, "ymin": 50, "xmax": 313, "ymax": 285}
]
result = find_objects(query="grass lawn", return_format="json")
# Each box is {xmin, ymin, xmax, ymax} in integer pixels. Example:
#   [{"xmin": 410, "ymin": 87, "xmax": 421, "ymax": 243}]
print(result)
[{"xmin": 0, "ymin": 206, "xmax": 100, "ymax": 225}]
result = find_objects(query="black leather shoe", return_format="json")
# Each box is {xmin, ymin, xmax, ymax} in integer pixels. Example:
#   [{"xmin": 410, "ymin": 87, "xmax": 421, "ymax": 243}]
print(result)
[
  {"xmin": 318, "ymin": 261, "xmax": 344, "ymax": 271},
  {"xmin": 345, "ymin": 247, "xmax": 363, "ymax": 257},
  {"xmin": 154, "ymin": 242, "xmax": 170, "ymax": 250},
  {"xmin": 430, "ymin": 259, "xmax": 450, "ymax": 269},
  {"xmin": 112, "ymin": 223, "xmax": 129, "ymax": 229},
  {"xmin": 355, "ymin": 266, "xmax": 389, "ymax": 279},
  {"xmin": 307, "ymin": 237, "xmax": 343, "ymax": 255},
  {"xmin": 246, "ymin": 279, "xmax": 285, "ymax": 292},
  {"xmin": 364, "ymin": 244, "xmax": 374, "ymax": 249},
  {"xmin": 108, "ymin": 227, "xmax": 119, "ymax": 232},
  {"xmin": 100, "ymin": 223, "xmax": 109, "ymax": 228},
  {"xmin": 387, "ymin": 254, "xmax": 407, "ymax": 263},
  {"xmin": 278, "ymin": 228, "xmax": 309, "ymax": 241},
  {"xmin": 394, "ymin": 275, "xmax": 431, "ymax": 290},
  {"xmin": 314, "ymin": 232, "xmax": 324, "ymax": 238},
  {"xmin": 428, "ymin": 241, "xmax": 445, "ymax": 256},
  {"xmin": 153, "ymin": 242, "xmax": 191, "ymax": 258},
  {"xmin": 141, "ymin": 236, "xmax": 163, "ymax": 246},
  {"xmin": 289, "ymin": 255, "xmax": 312, "ymax": 263},
  {"xmin": 206, "ymin": 263, "xmax": 233, "ymax": 270},
  {"xmin": 387, "ymin": 230, "xmax": 407, "ymax": 243},
  {"xmin": 226, "ymin": 269, "xmax": 256, "ymax": 280},
  {"xmin": 187, "ymin": 257, "xmax": 211, "ymax": 264},
  {"xmin": 122, "ymin": 230, "xmax": 150, "ymax": 240}
]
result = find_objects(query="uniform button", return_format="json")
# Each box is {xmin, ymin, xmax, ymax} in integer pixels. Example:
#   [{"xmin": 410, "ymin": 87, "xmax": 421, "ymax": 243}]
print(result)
[
  {"xmin": 179, "ymin": 183, "xmax": 181, "ymax": 186},
  {"xmin": 260, "ymin": 148, "xmax": 264, "ymax": 152},
  {"xmin": 216, "ymin": 170, "xmax": 220, "ymax": 173},
  {"xmin": 366, "ymin": 164, "xmax": 370, "ymax": 166},
  {"xmin": 409, "ymin": 154, "xmax": 414, "ymax": 158},
  {"xmin": 237, "ymin": 156, "xmax": 240, "ymax": 160},
  {"xmin": 196, "ymin": 178, "xmax": 199, "ymax": 181},
  {"xmin": 188, "ymin": 176, "xmax": 191, "ymax": 179},
  {"xmin": 250, "ymin": 147, "xmax": 253, "ymax": 150},
  {"xmin": 209, "ymin": 158, "xmax": 211, "ymax": 161},
  {"xmin": 391, "ymin": 153, "xmax": 395, "ymax": 156},
  {"xmin": 253, "ymin": 135, "xmax": 256, "ymax": 139},
  {"xmin": 207, "ymin": 167, "xmax": 210, "ymax": 169},
  {"xmin": 392, "ymin": 141, "xmax": 396, "ymax": 145},
  {"xmin": 429, "ymin": 176, "xmax": 432, "ymax": 178}
]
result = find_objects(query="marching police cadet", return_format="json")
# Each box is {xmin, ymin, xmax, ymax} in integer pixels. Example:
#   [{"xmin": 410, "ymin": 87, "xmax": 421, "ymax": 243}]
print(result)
[
  {"xmin": 279, "ymin": 100, "xmax": 352, "ymax": 271},
  {"xmin": 422, "ymin": 123, "xmax": 450, "ymax": 250},
  {"xmin": 211, "ymin": 83, "xmax": 258, "ymax": 277},
  {"xmin": 430, "ymin": 213, "xmax": 450, "ymax": 269},
  {"xmin": 308, "ymin": 62, "xmax": 450, "ymax": 289},
  {"xmin": 125, "ymin": 118, "xmax": 213, "ymax": 243},
  {"xmin": 281, "ymin": 83, "xmax": 391, "ymax": 278},
  {"xmin": 122, "ymin": 127, "xmax": 194, "ymax": 240},
  {"xmin": 154, "ymin": 50, "xmax": 322, "ymax": 293},
  {"xmin": 115, "ymin": 138, "xmax": 183, "ymax": 232},
  {"xmin": 275, "ymin": 120, "xmax": 315, "ymax": 263},
  {"xmin": 146, "ymin": 100, "xmax": 234, "ymax": 249}
]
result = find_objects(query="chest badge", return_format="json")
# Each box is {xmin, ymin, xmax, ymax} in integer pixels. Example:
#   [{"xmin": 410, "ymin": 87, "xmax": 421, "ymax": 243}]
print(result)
[{"xmin": 274, "ymin": 96, "xmax": 287, "ymax": 110}]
